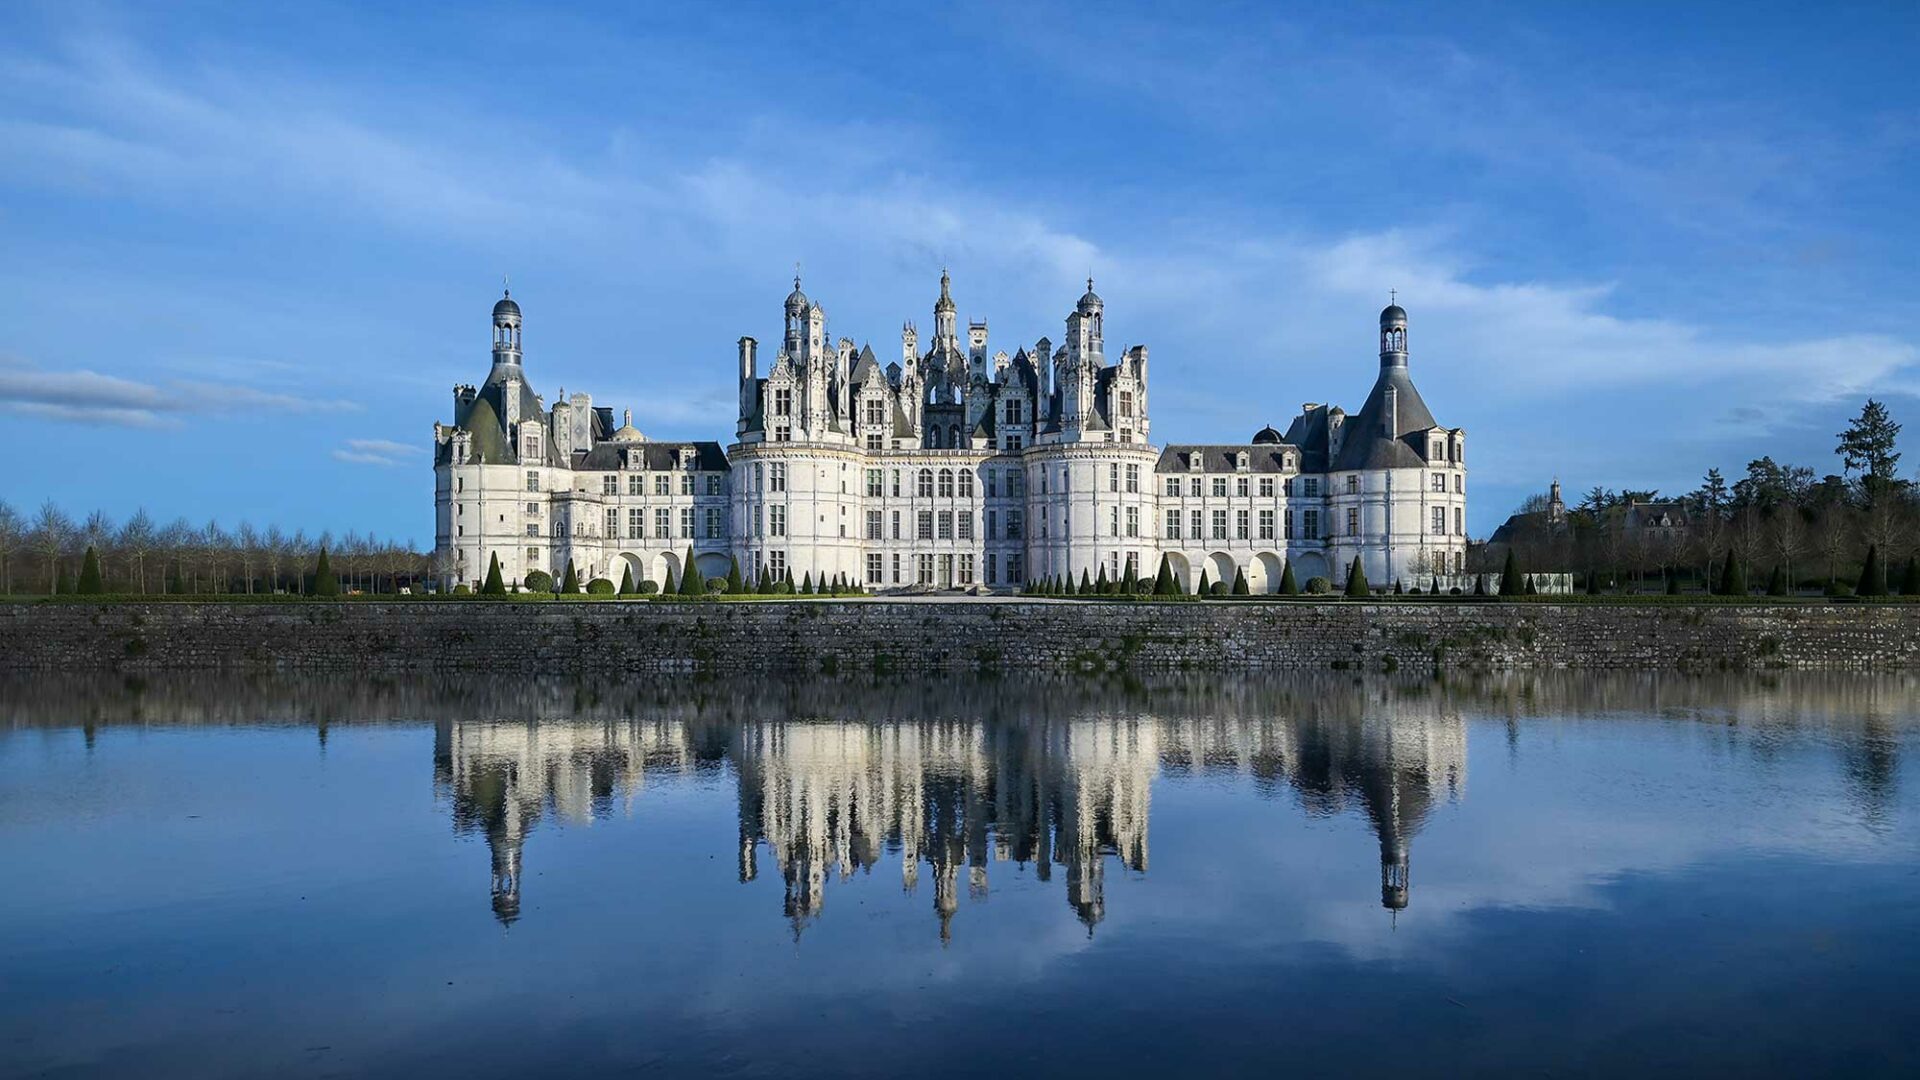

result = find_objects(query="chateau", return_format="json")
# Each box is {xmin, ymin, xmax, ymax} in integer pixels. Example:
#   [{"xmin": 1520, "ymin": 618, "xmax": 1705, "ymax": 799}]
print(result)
[{"xmin": 433, "ymin": 274, "xmax": 1468, "ymax": 592}]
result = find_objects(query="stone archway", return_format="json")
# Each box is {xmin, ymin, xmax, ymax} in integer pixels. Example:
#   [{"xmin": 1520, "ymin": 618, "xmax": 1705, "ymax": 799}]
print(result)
[
  {"xmin": 1207, "ymin": 552, "xmax": 1237, "ymax": 592},
  {"xmin": 652, "ymin": 550, "xmax": 681, "ymax": 589},
  {"xmin": 695, "ymin": 552, "xmax": 732, "ymax": 582},
  {"xmin": 1290, "ymin": 551, "xmax": 1329, "ymax": 586},
  {"xmin": 617, "ymin": 551, "xmax": 647, "ymax": 589},
  {"xmin": 1251, "ymin": 552, "xmax": 1283, "ymax": 594}
]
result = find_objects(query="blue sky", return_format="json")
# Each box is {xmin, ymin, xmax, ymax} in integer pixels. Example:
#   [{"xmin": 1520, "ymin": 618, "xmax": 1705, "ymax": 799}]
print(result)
[{"xmin": 2, "ymin": 0, "xmax": 1916, "ymax": 541}]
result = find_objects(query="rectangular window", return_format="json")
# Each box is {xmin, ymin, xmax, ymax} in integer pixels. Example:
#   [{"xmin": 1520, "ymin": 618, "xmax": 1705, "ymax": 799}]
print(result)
[
  {"xmin": 866, "ymin": 553, "xmax": 883, "ymax": 585},
  {"xmin": 1346, "ymin": 507, "xmax": 1359, "ymax": 536},
  {"xmin": 706, "ymin": 475, "xmax": 723, "ymax": 496},
  {"xmin": 866, "ymin": 510, "xmax": 883, "ymax": 540},
  {"xmin": 1190, "ymin": 509, "xmax": 1203, "ymax": 538},
  {"xmin": 1236, "ymin": 477, "xmax": 1249, "ymax": 497},
  {"xmin": 892, "ymin": 510, "xmax": 902, "ymax": 540},
  {"xmin": 1189, "ymin": 477, "xmax": 1202, "ymax": 497},
  {"xmin": 1212, "ymin": 477, "xmax": 1227, "ymax": 498},
  {"xmin": 1259, "ymin": 477, "xmax": 1275, "ymax": 498},
  {"xmin": 628, "ymin": 475, "xmax": 644, "ymax": 496},
  {"xmin": 1454, "ymin": 507, "xmax": 1464, "ymax": 535},
  {"xmin": 1008, "ymin": 470, "xmax": 1025, "ymax": 497},
  {"xmin": 1109, "ymin": 463, "xmax": 1119, "ymax": 492},
  {"xmin": 768, "ymin": 550, "xmax": 786, "ymax": 578},
  {"xmin": 1347, "ymin": 475, "xmax": 1359, "ymax": 495},
  {"xmin": 1124, "ymin": 464, "xmax": 1139, "ymax": 493},
  {"xmin": 655, "ymin": 507, "xmax": 670, "ymax": 537},
  {"xmin": 655, "ymin": 475, "xmax": 670, "ymax": 496},
  {"xmin": 605, "ymin": 508, "xmax": 618, "ymax": 536},
  {"xmin": 986, "ymin": 470, "xmax": 999, "ymax": 498},
  {"xmin": 681, "ymin": 474, "xmax": 695, "ymax": 496},
  {"xmin": 1236, "ymin": 509, "xmax": 1250, "ymax": 540},
  {"xmin": 1125, "ymin": 506, "xmax": 1139, "ymax": 537},
  {"xmin": 1008, "ymin": 553, "xmax": 1024, "ymax": 585},
  {"xmin": 1212, "ymin": 510, "xmax": 1228, "ymax": 540},
  {"xmin": 1109, "ymin": 506, "xmax": 1119, "ymax": 536},
  {"xmin": 1304, "ymin": 509, "xmax": 1319, "ymax": 539},
  {"xmin": 1007, "ymin": 510, "xmax": 1023, "ymax": 539},
  {"xmin": 1006, "ymin": 399, "xmax": 1023, "ymax": 424},
  {"xmin": 866, "ymin": 469, "xmax": 883, "ymax": 497},
  {"xmin": 1005, "ymin": 433, "xmax": 1023, "ymax": 451},
  {"xmin": 938, "ymin": 511, "xmax": 953, "ymax": 540},
  {"xmin": 958, "ymin": 470, "xmax": 973, "ymax": 498},
  {"xmin": 918, "ymin": 470, "xmax": 934, "ymax": 498},
  {"xmin": 629, "ymin": 508, "xmax": 645, "ymax": 538},
  {"xmin": 917, "ymin": 554, "xmax": 934, "ymax": 585},
  {"xmin": 958, "ymin": 512, "xmax": 974, "ymax": 541},
  {"xmin": 986, "ymin": 509, "xmax": 998, "ymax": 538},
  {"xmin": 773, "ymin": 387, "xmax": 792, "ymax": 415},
  {"xmin": 527, "ymin": 547, "xmax": 539, "ymax": 562},
  {"xmin": 526, "ymin": 523, "xmax": 540, "ymax": 537},
  {"xmin": 918, "ymin": 511, "xmax": 934, "ymax": 540},
  {"xmin": 601, "ymin": 475, "xmax": 617, "ymax": 495},
  {"xmin": 680, "ymin": 507, "xmax": 695, "ymax": 538},
  {"xmin": 526, "ymin": 471, "xmax": 541, "ymax": 492},
  {"xmin": 1456, "ymin": 475, "xmax": 1464, "ymax": 494},
  {"xmin": 1119, "ymin": 390, "xmax": 1133, "ymax": 417},
  {"xmin": 1284, "ymin": 511, "xmax": 1294, "ymax": 539},
  {"xmin": 1166, "ymin": 511, "xmax": 1181, "ymax": 540},
  {"xmin": 1304, "ymin": 478, "xmax": 1320, "ymax": 498},
  {"xmin": 891, "ymin": 470, "xmax": 902, "ymax": 497},
  {"xmin": 770, "ymin": 463, "xmax": 786, "ymax": 493},
  {"xmin": 1259, "ymin": 509, "xmax": 1275, "ymax": 540},
  {"xmin": 891, "ymin": 553, "xmax": 901, "ymax": 584},
  {"xmin": 1165, "ymin": 477, "xmax": 1180, "ymax": 497},
  {"xmin": 1432, "ymin": 507, "xmax": 1445, "ymax": 535},
  {"xmin": 705, "ymin": 508, "xmax": 722, "ymax": 539},
  {"xmin": 939, "ymin": 470, "xmax": 955, "ymax": 498},
  {"xmin": 958, "ymin": 554, "xmax": 975, "ymax": 585},
  {"xmin": 986, "ymin": 554, "xmax": 997, "ymax": 585},
  {"xmin": 1431, "ymin": 473, "xmax": 1446, "ymax": 493},
  {"xmin": 770, "ymin": 505, "xmax": 786, "ymax": 538}
]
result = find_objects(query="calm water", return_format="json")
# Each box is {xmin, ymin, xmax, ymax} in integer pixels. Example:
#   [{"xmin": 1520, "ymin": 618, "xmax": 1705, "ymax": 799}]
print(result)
[{"xmin": 2, "ymin": 672, "xmax": 1917, "ymax": 1078}]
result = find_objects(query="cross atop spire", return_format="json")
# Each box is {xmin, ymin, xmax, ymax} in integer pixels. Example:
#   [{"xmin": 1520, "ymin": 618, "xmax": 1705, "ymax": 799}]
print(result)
[
  {"xmin": 503, "ymin": 273, "xmax": 510, "ymax": 297},
  {"xmin": 794, "ymin": 261, "xmax": 801, "ymax": 291},
  {"xmin": 1390, "ymin": 287, "xmax": 1396, "ymax": 305}
]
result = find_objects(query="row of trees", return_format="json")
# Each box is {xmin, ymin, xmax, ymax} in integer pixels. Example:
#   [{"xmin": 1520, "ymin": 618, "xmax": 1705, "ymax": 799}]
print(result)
[
  {"xmin": 1501, "ymin": 399, "xmax": 1919, "ymax": 594},
  {"xmin": 0, "ymin": 500, "xmax": 425, "ymax": 595}
]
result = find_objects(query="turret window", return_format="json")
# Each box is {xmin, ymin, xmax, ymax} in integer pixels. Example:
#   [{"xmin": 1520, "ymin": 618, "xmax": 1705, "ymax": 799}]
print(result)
[
  {"xmin": 1125, "ymin": 464, "xmax": 1140, "ymax": 492},
  {"xmin": 1347, "ymin": 475, "xmax": 1359, "ymax": 495}
]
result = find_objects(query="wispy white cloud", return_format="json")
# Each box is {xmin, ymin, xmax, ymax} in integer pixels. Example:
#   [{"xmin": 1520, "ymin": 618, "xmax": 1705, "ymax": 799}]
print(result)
[
  {"xmin": 0, "ymin": 353, "xmax": 358, "ymax": 427},
  {"xmin": 331, "ymin": 438, "xmax": 422, "ymax": 467}
]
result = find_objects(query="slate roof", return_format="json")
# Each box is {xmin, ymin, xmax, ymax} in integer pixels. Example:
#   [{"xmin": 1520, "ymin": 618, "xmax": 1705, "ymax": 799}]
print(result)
[
  {"xmin": 572, "ymin": 440, "xmax": 731, "ymax": 471},
  {"xmin": 1331, "ymin": 366, "xmax": 1440, "ymax": 472},
  {"xmin": 1153, "ymin": 445, "xmax": 1301, "ymax": 473}
]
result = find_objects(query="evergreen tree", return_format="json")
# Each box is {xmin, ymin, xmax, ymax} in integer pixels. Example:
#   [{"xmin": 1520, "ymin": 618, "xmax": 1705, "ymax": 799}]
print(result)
[
  {"xmin": 783, "ymin": 566, "xmax": 795, "ymax": 594},
  {"xmin": 1766, "ymin": 564, "xmax": 1787, "ymax": 597},
  {"xmin": 1473, "ymin": 571, "xmax": 1488, "ymax": 597},
  {"xmin": 1392, "ymin": 578, "xmax": 1403, "ymax": 596},
  {"xmin": 1524, "ymin": 575, "xmax": 1538, "ymax": 595},
  {"xmin": 314, "ymin": 547, "xmax": 341, "ymax": 597},
  {"xmin": 1121, "ymin": 562, "xmax": 1138, "ymax": 594},
  {"xmin": 480, "ymin": 552, "xmax": 504, "ymax": 596},
  {"xmin": 1153, "ymin": 554, "xmax": 1176, "ymax": 596},
  {"xmin": 619, "ymin": 564, "xmax": 636, "ymax": 595},
  {"xmin": 1837, "ymin": 399, "xmax": 1904, "ymax": 506},
  {"xmin": 1720, "ymin": 550, "xmax": 1747, "ymax": 596},
  {"xmin": 800, "ymin": 571, "xmax": 814, "ymax": 595},
  {"xmin": 77, "ymin": 545, "xmax": 104, "ymax": 595},
  {"xmin": 1498, "ymin": 549, "xmax": 1524, "ymax": 596},
  {"xmin": 679, "ymin": 547, "xmax": 703, "ymax": 595},
  {"xmin": 1197, "ymin": 568, "xmax": 1211, "ymax": 596},
  {"xmin": 560, "ymin": 560, "xmax": 579, "ymax": 594},
  {"xmin": 1079, "ymin": 569, "xmax": 1093, "ymax": 595},
  {"xmin": 1278, "ymin": 559, "xmax": 1298, "ymax": 596},
  {"xmin": 726, "ymin": 555, "xmax": 745, "ymax": 595},
  {"xmin": 1345, "ymin": 556, "xmax": 1369, "ymax": 597},
  {"xmin": 663, "ymin": 567, "xmax": 679, "ymax": 595},
  {"xmin": 1094, "ymin": 565, "xmax": 1110, "ymax": 594},
  {"xmin": 1858, "ymin": 544, "xmax": 1887, "ymax": 597},
  {"xmin": 1231, "ymin": 567, "xmax": 1250, "ymax": 595},
  {"xmin": 1666, "ymin": 572, "xmax": 1680, "ymax": 595},
  {"xmin": 1902, "ymin": 556, "xmax": 1920, "ymax": 597},
  {"xmin": 758, "ymin": 568, "xmax": 774, "ymax": 595}
]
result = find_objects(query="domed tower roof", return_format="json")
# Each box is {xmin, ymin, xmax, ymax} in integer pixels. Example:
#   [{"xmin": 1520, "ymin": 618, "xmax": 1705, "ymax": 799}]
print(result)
[
  {"xmin": 1077, "ymin": 276, "xmax": 1103, "ymax": 314},
  {"xmin": 784, "ymin": 274, "xmax": 809, "ymax": 316},
  {"xmin": 935, "ymin": 269, "xmax": 955, "ymax": 314},
  {"xmin": 611, "ymin": 409, "xmax": 646, "ymax": 443},
  {"xmin": 493, "ymin": 290, "xmax": 521, "ymax": 323},
  {"xmin": 1379, "ymin": 302, "xmax": 1407, "ymax": 326},
  {"xmin": 1252, "ymin": 424, "xmax": 1284, "ymax": 445}
]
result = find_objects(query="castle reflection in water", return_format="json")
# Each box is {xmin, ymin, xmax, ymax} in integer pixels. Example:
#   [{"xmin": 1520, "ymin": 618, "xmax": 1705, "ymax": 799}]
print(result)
[{"xmin": 431, "ymin": 677, "xmax": 1467, "ymax": 937}]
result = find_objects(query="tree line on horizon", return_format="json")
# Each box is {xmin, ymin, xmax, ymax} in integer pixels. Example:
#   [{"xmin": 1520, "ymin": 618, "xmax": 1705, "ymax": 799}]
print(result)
[
  {"xmin": 1495, "ymin": 399, "xmax": 1917, "ymax": 594},
  {"xmin": 0, "ymin": 502, "xmax": 423, "ymax": 596}
]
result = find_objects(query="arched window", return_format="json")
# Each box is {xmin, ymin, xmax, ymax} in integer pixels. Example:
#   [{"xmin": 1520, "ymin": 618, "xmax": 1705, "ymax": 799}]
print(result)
[
  {"xmin": 949, "ymin": 424, "xmax": 961, "ymax": 447},
  {"xmin": 958, "ymin": 469, "xmax": 974, "ymax": 497},
  {"xmin": 917, "ymin": 469, "xmax": 934, "ymax": 498},
  {"xmin": 927, "ymin": 427, "xmax": 941, "ymax": 449},
  {"xmin": 938, "ymin": 469, "xmax": 955, "ymax": 498}
]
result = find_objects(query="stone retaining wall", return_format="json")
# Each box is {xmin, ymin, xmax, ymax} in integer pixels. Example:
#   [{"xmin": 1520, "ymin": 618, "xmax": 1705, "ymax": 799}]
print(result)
[{"xmin": 3, "ymin": 599, "xmax": 1916, "ymax": 675}]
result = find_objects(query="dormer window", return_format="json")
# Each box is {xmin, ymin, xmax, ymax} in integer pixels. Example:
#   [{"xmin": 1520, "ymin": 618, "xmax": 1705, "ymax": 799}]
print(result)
[
  {"xmin": 1188, "ymin": 452, "xmax": 1203, "ymax": 472},
  {"xmin": 1236, "ymin": 452, "xmax": 1249, "ymax": 471}
]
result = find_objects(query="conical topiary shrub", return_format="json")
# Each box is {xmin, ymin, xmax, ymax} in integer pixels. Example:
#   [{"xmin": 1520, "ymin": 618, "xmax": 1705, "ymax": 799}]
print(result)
[
  {"xmin": 314, "ymin": 547, "xmax": 341, "ymax": 597},
  {"xmin": 619, "ymin": 564, "xmax": 636, "ymax": 595},
  {"xmin": 1498, "ymin": 549, "xmax": 1523, "ymax": 596},
  {"xmin": 560, "ymin": 560, "xmax": 579, "ymax": 594},
  {"xmin": 727, "ymin": 555, "xmax": 745, "ymax": 594},
  {"xmin": 1152, "ymin": 555, "xmax": 1175, "ymax": 596},
  {"xmin": 1345, "ymin": 556, "xmax": 1369, "ymax": 597},
  {"xmin": 1858, "ymin": 544, "xmax": 1887, "ymax": 597},
  {"xmin": 663, "ymin": 567, "xmax": 679, "ymax": 595},
  {"xmin": 679, "ymin": 547, "xmax": 703, "ymax": 595},
  {"xmin": 1279, "ymin": 559, "xmax": 1298, "ymax": 596},
  {"xmin": 479, "ymin": 552, "xmax": 504, "ymax": 596},
  {"xmin": 1231, "ymin": 567, "xmax": 1250, "ymax": 595},
  {"xmin": 1196, "ymin": 568, "xmax": 1211, "ymax": 596},
  {"xmin": 77, "ymin": 545, "xmax": 104, "ymax": 595}
]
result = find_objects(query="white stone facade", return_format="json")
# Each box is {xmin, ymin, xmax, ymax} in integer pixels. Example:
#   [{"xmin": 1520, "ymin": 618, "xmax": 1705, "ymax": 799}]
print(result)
[{"xmin": 433, "ymin": 278, "xmax": 1467, "ymax": 592}]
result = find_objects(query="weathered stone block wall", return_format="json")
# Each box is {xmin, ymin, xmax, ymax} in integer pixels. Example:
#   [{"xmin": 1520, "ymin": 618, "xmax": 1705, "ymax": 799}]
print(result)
[{"xmin": 2, "ymin": 600, "xmax": 1916, "ymax": 675}]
